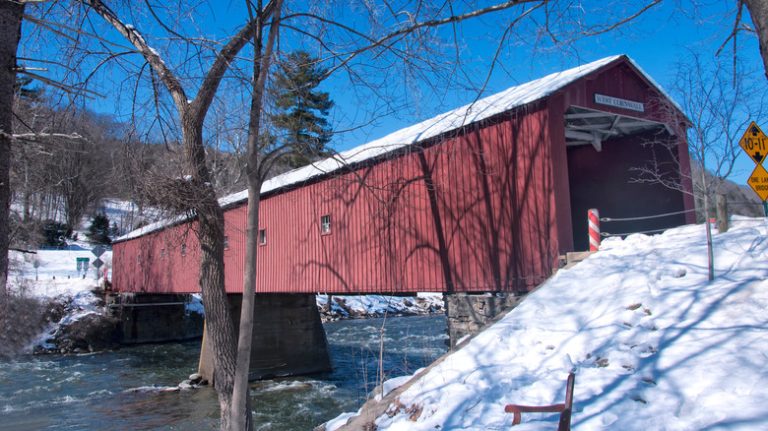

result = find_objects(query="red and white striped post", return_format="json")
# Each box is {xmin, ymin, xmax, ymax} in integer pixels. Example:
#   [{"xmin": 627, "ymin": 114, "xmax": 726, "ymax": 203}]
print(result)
[{"xmin": 588, "ymin": 208, "xmax": 600, "ymax": 251}]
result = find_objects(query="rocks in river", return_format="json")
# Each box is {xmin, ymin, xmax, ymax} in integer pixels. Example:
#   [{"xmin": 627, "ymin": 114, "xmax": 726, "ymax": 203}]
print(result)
[
  {"xmin": 177, "ymin": 373, "xmax": 208, "ymax": 390},
  {"xmin": 317, "ymin": 294, "xmax": 445, "ymax": 322},
  {"xmin": 52, "ymin": 312, "xmax": 121, "ymax": 353},
  {"xmin": 42, "ymin": 298, "xmax": 69, "ymax": 325},
  {"xmin": 188, "ymin": 373, "xmax": 208, "ymax": 386},
  {"xmin": 33, "ymin": 292, "xmax": 121, "ymax": 355}
]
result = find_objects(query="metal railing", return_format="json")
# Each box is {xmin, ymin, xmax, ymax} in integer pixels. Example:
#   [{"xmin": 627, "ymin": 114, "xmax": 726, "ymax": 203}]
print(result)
[{"xmin": 598, "ymin": 208, "xmax": 696, "ymax": 238}]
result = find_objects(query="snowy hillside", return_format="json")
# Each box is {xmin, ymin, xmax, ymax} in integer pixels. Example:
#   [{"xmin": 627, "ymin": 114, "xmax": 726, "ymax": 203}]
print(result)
[
  {"xmin": 9, "ymin": 248, "xmax": 111, "ymax": 294},
  {"xmin": 329, "ymin": 217, "xmax": 768, "ymax": 430}
]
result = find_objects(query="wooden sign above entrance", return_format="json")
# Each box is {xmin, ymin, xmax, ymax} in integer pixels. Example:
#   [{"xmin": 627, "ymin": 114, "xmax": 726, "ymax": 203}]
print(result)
[
  {"xmin": 594, "ymin": 93, "xmax": 645, "ymax": 113},
  {"xmin": 747, "ymin": 163, "xmax": 768, "ymax": 201},
  {"xmin": 739, "ymin": 121, "xmax": 768, "ymax": 165}
]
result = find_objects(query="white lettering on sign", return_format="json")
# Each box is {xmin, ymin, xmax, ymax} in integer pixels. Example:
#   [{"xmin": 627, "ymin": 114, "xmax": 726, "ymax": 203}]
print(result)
[{"xmin": 594, "ymin": 93, "xmax": 645, "ymax": 113}]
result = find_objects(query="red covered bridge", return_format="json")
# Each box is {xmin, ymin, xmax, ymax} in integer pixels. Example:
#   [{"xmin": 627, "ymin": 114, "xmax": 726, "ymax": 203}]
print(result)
[
  {"xmin": 112, "ymin": 55, "xmax": 696, "ymax": 379},
  {"xmin": 112, "ymin": 55, "xmax": 694, "ymax": 296}
]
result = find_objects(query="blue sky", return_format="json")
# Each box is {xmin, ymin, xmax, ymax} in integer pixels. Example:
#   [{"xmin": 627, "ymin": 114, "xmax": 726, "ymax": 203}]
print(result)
[
  {"xmin": 22, "ymin": 1, "xmax": 768, "ymax": 187},
  {"xmin": 316, "ymin": 1, "xmax": 767, "ymax": 186}
]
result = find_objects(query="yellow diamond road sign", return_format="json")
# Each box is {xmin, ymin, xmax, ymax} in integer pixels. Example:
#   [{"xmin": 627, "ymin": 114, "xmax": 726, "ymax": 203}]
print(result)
[
  {"xmin": 747, "ymin": 163, "xmax": 768, "ymax": 201},
  {"xmin": 739, "ymin": 121, "xmax": 768, "ymax": 165}
]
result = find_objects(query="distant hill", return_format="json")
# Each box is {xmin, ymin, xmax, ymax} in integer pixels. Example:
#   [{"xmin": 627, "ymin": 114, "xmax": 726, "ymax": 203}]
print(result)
[{"xmin": 692, "ymin": 167, "xmax": 764, "ymax": 220}]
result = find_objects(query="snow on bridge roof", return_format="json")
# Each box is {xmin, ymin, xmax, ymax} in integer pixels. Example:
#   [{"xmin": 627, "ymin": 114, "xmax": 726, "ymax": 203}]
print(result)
[{"xmin": 116, "ymin": 54, "xmax": 674, "ymax": 243}]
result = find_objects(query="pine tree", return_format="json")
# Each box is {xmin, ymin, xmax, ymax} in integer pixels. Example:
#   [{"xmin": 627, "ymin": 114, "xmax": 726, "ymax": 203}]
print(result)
[
  {"xmin": 87, "ymin": 213, "xmax": 112, "ymax": 245},
  {"xmin": 271, "ymin": 51, "xmax": 333, "ymax": 169},
  {"xmin": 14, "ymin": 76, "xmax": 40, "ymax": 100}
]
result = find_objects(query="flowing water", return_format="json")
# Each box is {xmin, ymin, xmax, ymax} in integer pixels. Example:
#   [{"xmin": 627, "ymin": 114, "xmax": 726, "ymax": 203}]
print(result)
[{"xmin": 0, "ymin": 315, "xmax": 447, "ymax": 430}]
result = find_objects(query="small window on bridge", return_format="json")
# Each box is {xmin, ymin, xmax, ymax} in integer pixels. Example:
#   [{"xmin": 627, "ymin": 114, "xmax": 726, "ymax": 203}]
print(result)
[
  {"xmin": 224, "ymin": 236, "xmax": 229, "ymax": 250},
  {"xmin": 181, "ymin": 243, "xmax": 187, "ymax": 257},
  {"xmin": 160, "ymin": 248, "xmax": 166, "ymax": 258},
  {"xmin": 320, "ymin": 215, "xmax": 331, "ymax": 235},
  {"xmin": 259, "ymin": 229, "xmax": 267, "ymax": 246}
]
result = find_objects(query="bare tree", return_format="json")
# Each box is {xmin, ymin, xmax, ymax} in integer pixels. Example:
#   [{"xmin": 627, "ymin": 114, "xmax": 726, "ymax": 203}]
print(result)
[
  {"xmin": 632, "ymin": 53, "xmax": 767, "ymax": 280},
  {"xmin": 743, "ymin": 0, "xmax": 768, "ymax": 80},
  {"xmin": 231, "ymin": 2, "xmax": 282, "ymax": 428},
  {"xmin": 0, "ymin": 1, "xmax": 25, "ymax": 293},
  {"xmin": 79, "ymin": 1, "xmax": 268, "ymax": 428}
]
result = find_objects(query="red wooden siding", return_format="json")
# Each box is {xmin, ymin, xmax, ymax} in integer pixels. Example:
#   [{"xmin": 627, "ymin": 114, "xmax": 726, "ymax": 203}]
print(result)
[
  {"xmin": 112, "ymin": 221, "xmax": 201, "ymax": 293},
  {"xmin": 111, "ymin": 57, "xmax": 694, "ymax": 295},
  {"xmin": 251, "ymin": 105, "xmax": 558, "ymax": 294},
  {"xmin": 113, "ymin": 105, "xmax": 559, "ymax": 294}
]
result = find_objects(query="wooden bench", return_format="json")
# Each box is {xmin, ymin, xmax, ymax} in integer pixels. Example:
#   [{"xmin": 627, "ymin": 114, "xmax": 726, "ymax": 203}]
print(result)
[{"xmin": 504, "ymin": 372, "xmax": 575, "ymax": 430}]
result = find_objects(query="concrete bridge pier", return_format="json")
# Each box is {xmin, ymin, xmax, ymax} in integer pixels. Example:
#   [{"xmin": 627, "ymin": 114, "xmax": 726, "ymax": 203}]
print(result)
[
  {"xmin": 443, "ymin": 292, "xmax": 523, "ymax": 348},
  {"xmin": 109, "ymin": 293, "xmax": 204, "ymax": 343},
  {"xmin": 198, "ymin": 293, "xmax": 331, "ymax": 383}
]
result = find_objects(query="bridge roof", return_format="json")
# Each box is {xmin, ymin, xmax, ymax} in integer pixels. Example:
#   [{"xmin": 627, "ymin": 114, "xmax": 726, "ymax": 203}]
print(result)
[{"xmin": 116, "ymin": 54, "xmax": 675, "ymax": 243}]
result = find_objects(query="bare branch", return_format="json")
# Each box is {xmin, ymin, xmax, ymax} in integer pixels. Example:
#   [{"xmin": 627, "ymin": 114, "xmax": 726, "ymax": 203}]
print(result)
[
  {"xmin": 23, "ymin": 13, "xmax": 132, "ymax": 50},
  {"xmin": 82, "ymin": 0, "xmax": 189, "ymax": 110},
  {"xmin": 6, "ymin": 132, "xmax": 84, "ymax": 141},
  {"xmin": 16, "ymin": 70, "xmax": 103, "ymax": 98},
  {"xmin": 580, "ymin": 1, "xmax": 662, "ymax": 36},
  {"xmin": 192, "ymin": 17, "xmax": 262, "ymax": 118},
  {"xmin": 285, "ymin": 1, "xmax": 540, "ymax": 80}
]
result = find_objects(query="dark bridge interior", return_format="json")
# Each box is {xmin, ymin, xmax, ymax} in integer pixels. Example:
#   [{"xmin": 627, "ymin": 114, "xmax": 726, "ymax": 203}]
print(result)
[{"xmin": 564, "ymin": 107, "xmax": 688, "ymax": 251}]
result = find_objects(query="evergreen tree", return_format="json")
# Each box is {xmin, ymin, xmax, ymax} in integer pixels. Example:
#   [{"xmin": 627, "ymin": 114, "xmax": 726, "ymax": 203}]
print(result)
[
  {"xmin": 109, "ymin": 221, "xmax": 120, "ymax": 238},
  {"xmin": 86, "ymin": 213, "xmax": 112, "ymax": 245},
  {"xmin": 14, "ymin": 76, "xmax": 41, "ymax": 100},
  {"xmin": 41, "ymin": 220, "xmax": 71, "ymax": 248},
  {"xmin": 271, "ymin": 51, "xmax": 333, "ymax": 169}
]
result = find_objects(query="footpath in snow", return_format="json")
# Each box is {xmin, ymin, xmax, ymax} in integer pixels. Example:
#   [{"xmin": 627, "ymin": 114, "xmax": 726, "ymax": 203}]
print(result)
[{"xmin": 327, "ymin": 217, "xmax": 768, "ymax": 431}]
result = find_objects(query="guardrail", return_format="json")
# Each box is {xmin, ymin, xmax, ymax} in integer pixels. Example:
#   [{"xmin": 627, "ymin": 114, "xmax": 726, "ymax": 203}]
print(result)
[{"xmin": 587, "ymin": 208, "xmax": 698, "ymax": 248}]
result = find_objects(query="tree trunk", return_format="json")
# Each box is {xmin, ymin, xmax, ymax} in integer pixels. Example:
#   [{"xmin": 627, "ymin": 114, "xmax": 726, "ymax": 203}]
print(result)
[
  {"xmin": 232, "ymin": 184, "xmax": 260, "ymax": 431},
  {"xmin": 0, "ymin": 2, "xmax": 24, "ymax": 293},
  {"xmin": 181, "ymin": 115, "xmax": 238, "ymax": 430},
  {"xmin": 745, "ymin": 0, "xmax": 768, "ymax": 80},
  {"xmin": 231, "ymin": 2, "xmax": 283, "ymax": 429},
  {"xmin": 701, "ymin": 170, "xmax": 714, "ymax": 281},
  {"xmin": 716, "ymin": 193, "xmax": 729, "ymax": 233}
]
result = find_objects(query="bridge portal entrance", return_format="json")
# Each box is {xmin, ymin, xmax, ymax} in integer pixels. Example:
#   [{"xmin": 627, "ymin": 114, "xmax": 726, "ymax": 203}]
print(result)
[{"xmin": 564, "ymin": 106, "xmax": 689, "ymax": 251}]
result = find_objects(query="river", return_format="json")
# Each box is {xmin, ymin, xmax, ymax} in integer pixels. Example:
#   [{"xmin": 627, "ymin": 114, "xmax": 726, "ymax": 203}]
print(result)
[{"xmin": 0, "ymin": 315, "xmax": 447, "ymax": 430}]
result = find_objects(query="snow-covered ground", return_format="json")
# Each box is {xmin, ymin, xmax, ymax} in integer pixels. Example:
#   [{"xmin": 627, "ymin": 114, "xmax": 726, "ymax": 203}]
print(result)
[
  {"xmin": 96, "ymin": 198, "xmax": 162, "ymax": 237},
  {"xmin": 9, "ymin": 248, "xmax": 111, "ymax": 296},
  {"xmin": 8, "ymin": 248, "xmax": 113, "ymax": 353},
  {"xmin": 317, "ymin": 293, "xmax": 444, "ymax": 321},
  {"xmin": 328, "ymin": 217, "xmax": 768, "ymax": 430}
]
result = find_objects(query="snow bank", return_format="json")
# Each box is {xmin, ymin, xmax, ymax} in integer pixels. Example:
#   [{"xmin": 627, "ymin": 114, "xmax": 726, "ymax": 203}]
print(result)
[
  {"xmin": 317, "ymin": 293, "xmax": 444, "ymax": 321},
  {"xmin": 8, "ymin": 248, "xmax": 114, "ymax": 353},
  {"xmin": 9, "ymin": 249, "xmax": 110, "ymax": 316},
  {"xmin": 10, "ymin": 249, "xmax": 110, "ymax": 289},
  {"xmin": 185, "ymin": 294, "xmax": 205, "ymax": 315},
  {"xmin": 330, "ymin": 218, "xmax": 768, "ymax": 430},
  {"xmin": 97, "ymin": 198, "xmax": 162, "ymax": 236}
]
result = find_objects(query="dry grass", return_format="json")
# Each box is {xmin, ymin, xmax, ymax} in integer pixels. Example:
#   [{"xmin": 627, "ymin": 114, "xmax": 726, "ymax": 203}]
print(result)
[{"xmin": 0, "ymin": 292, "xmax": 45, "ymax": 359}]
